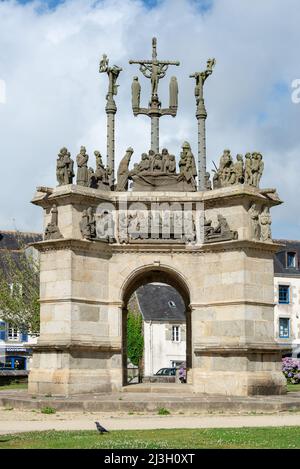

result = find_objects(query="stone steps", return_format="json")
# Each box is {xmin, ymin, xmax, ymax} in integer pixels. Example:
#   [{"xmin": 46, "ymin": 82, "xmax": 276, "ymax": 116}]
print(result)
[{"xmin": 122, "ymin": 383, "xmax": 193, "ymax": 394}]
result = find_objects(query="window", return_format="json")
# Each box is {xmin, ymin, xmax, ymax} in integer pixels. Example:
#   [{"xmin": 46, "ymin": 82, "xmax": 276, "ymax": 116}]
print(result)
[
  {"xmin": 172, "ymin": 325, "xmax": 180, "ymax": 342},
  {"xmin": 287, "ymin": 252, "xmax": 296, "ymax": 268},
  {"xmin": 7, "ymin": 324, "xmax": 19, "ymax": 341},
  {"xmin": 279, "ymin": 285, "xmax": 290, "ymax": 304},
  {"xmin": 279, "ymin": 318, "xmax": 290, "ymax": 338}
]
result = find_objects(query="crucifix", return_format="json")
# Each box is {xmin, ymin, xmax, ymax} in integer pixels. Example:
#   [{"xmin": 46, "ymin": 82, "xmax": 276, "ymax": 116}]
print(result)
[{"xmin": 129, "ymin": 37, "xmax": 180, "ymax": 154}]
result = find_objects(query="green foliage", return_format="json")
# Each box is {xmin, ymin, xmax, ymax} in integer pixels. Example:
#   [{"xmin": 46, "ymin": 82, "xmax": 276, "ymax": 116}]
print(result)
[
  {"xmin": 40, "ymin": 407, "xmax": 56, "ymax": 414},
  {"xmin": 127, "ymin": 310, "xmax": 144, "ymax": 366},
  {"xmin": 157, "ymin": 407, "xmax": 170, "ymax": 415},
  {"xmin": 0, "ymin": 238, "xmax": 40, "ymax": 334}
]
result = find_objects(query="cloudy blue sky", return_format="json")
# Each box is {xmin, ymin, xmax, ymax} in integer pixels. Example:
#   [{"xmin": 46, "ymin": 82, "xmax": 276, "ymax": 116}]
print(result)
[{"xmin": 0, "ymin": 0, "xmax": 299, "ymax": 239}]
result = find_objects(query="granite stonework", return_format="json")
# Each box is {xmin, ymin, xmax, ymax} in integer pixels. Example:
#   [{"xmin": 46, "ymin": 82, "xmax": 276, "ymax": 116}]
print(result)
[{"xmin": 28, "ymin": 184, "xmax": 287, "ymax": 397}]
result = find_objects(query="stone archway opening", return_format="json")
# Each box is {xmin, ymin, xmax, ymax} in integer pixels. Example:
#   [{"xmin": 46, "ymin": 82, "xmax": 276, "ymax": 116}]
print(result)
[{"xmin": 121, "ymin": 267, "xmax": 192, "ymax": 387}]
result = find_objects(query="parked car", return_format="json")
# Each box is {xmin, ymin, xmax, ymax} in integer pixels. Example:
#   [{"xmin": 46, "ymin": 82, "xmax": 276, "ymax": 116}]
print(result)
[{"xmin": 155, "ymin": 367, "xmax": 176, "ymax": 376}]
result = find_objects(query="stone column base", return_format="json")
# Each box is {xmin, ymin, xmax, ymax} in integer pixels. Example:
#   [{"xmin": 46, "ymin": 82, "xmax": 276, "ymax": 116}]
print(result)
[
  {"xmin": 28, "ymin": 348, "xmax": 123, "ymax": 396},
  {"xmin": 192, "ymin": 370, "xmax": 287, "ymax": 396}
]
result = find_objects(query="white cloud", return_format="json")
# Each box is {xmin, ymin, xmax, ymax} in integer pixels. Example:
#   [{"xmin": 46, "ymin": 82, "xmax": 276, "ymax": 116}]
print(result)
[{"xmin": 0, "ymin": 0, "xmax": 299, "ymax": 239}]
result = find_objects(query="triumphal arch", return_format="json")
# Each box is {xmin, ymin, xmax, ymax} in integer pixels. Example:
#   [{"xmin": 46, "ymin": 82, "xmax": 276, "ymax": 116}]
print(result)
[{"xmin": 29, "ymin": 39, "xmax": 286, "ymax": 396}]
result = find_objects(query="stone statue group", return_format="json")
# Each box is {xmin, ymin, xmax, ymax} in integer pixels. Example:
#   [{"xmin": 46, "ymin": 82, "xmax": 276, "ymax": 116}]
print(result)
[
  {"xmin": 116, "ymin": 141, "xmax": 197, "ymax": 191},
  {"xmin": 56, "ymin": 146, "xmax": 111, "ymax": 191},
  {"xmin": 213, "ymin": 149, "xmax": 264, "ymax": 189}
]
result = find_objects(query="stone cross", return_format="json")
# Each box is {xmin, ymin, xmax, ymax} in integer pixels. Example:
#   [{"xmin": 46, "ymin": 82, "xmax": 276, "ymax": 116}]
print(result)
[
  {"xmin": 129, "ymin": 38, "xmax": 180, "ymax": 154},
  {"xmin": 99, "ymin": 54, "xmax": 123, "ymax": 189},
  {"xmin": 190, "ymin": 58, "xmax": 215, "ymax": 191}
]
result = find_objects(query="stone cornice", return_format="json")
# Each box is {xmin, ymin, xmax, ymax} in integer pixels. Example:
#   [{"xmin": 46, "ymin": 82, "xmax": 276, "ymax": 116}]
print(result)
[
  {"xmin": 39, "ymin": 297, "xmax": 123, "ymax": 307},
  {"xmin": 29, "ymin": 238, "xmax": 112, "ymax": 254},
  {"xmin": 29, "ymin": 237, "xmax": 283, "ymax": 255},
  {"xmin": 194, "ymin": 342, "xmax": 291, "ymax": 355},
  {"xmin": 31, "ymin": 184, "xmax": 282, "ymax": 208},
  {"xmin": 32, "ymin": 341, "xmax": 121, "ymax": 353}
]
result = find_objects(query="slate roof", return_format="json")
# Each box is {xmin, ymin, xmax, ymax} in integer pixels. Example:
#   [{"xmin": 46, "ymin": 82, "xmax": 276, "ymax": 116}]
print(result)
[
  {"xmin": 0, "ymin": 231, "xmax": 42, "ymax": 275},
  {"xmin": 136, "ymin": 283, "xmax": 186, "ymax": 322},
  {"xmin": 273, "ymin": 239, "xmax": 300, "ymax": 277}
]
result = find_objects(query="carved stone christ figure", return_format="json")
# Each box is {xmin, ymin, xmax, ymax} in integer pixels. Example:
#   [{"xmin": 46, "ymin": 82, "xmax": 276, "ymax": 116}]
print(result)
[
  {"xmin": 131, "ymin": 76, "xmax": 141, "ymax": 109},
  {"xmin": 169, "ymin": 76, "xmax": 178, "ymax": 109},
  {"xmin": 116, "ymin": 147, "xmax": 134, "ymax": 191}
]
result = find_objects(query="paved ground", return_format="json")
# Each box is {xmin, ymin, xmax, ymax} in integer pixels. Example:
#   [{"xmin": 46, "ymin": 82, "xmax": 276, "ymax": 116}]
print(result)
[{"xmin": 1, "ymin": 408, "xmax": 300, "ymax": 434}]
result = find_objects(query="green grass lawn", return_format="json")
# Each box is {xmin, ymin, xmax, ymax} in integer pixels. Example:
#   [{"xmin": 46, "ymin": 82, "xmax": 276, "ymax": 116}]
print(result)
[
  {"xmin": 0, "ymin": 382, "xmax": 28, "ymax": 391},
  {"xmin": 287, "ymin": 383, "xmax": 300, "ymax": 392},
  {"xmin": 1, "ymin": 427, "xmax": 300, "ymax": 449}
]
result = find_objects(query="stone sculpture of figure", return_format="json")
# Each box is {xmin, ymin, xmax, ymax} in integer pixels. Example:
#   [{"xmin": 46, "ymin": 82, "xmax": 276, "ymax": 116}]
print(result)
[
  {"xmin": 88, "ymin": 167, "xmax": 97, "ymax": 189},
  {"xmin": 56, "ymin": 148, "xmax": 66, "ymax": 185},
  {"xmin": 216, "ymin": 149, "xmax": 232, "ymax": 186},
  {"xmin": 148, "ymin": 149, "xmax": 155, "ymax": 171},
  {"xmin": 139, "ymin": 153, "xmax": 151, "ymax": 172},
  {"xmin": 251, "ymin": 152, "xmax": 260, "ymax": 187},
  {"xmin": 203, "ymin": 217, "xmax": 214, "ymax": 238},
  {"xmin": 76, "ymin": 146, "xmax": 89, "ymax": 186},
  {"xmin": 44, "ymin": 204, "xmax": 63, "ymax": 240},
  {"xmin": 233, "ymin": 154, "xmax": 244, "ymax": 184},
  {"xmin": 116, "ymin": 147, "xmax": 134, "ymax": 191},
  {"xmin": 259, "ymin": 206, "xmax": 272, "ymax": 242},
  {"xmin": 118, "ymin": 211, "xmax": 129, "ymax": 244},
  {"xmin": 179, "ymin": 142, "xmax": 197, "ymax": 189},
  {"xmin": 128, "ymin": 211, "xmax": 142, "ymax": 240},
  {"xmin": 205, "ymin": 214, "xmax": 238, "ymax": 242},
  {"xmin": 152, "ymin": 153, "xmax": 163, "ymax": 172},
  {"xmin": 99, "ymin": 54, "xmax": 122, "ymax": 102},
  {"xmin": 131, "ymin": 76, "xmax": 141, "ymax": 110},
  {"xmin": 99, "ymin": 54, "xmax": 109, "ymax": 73},
  {"xmin": 248, "ymin": 203, "xmax": 260, "ymax": 240},
  {"xmin": 184, "ymin": 212, "xmax": 196, "ymax": 244},
  {"xmin": 162, "ymin": 149, "xmax": 176, "ymax": 174},
  {"xmin": 169, "ymin": 76, "xmax": 178, "ymax": 109},
  {"xmin": 205, "ymin": 172, "xmax": 212, "ymax": 190},
  {"xmin": 244, "ymin": 153, "xmax": 252, "ymax": 185},
  {"xmin": 56, "ymin": 147, "xmax": 74, "ymax": 186},
  {"xmin": 64, "ymin": 150, "xmax": 75, "ymax": 184},
  {"xmin": 98, "ymin": 210, "xmax": 115, "ymax": 242},
  {"xmin": 257, "ymin": 153, "xmax": 264, "ymax": 187},
  {"xmin": 80, "ymin": 207, "xmax": 96, "ymax": 239},
  {"xmin": 94, "ymin": 150, "xmax": 109, "ymax": 187}
]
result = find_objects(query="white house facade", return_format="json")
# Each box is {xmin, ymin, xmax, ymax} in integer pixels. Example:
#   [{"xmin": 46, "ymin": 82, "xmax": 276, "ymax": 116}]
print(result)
[
  {"xmin": 133, "ymin": 283, "xmax": 186, "ymax": 377},
  {"xmin": 274, "ymin": 240, "xmax": 300, "ymax": 358}
]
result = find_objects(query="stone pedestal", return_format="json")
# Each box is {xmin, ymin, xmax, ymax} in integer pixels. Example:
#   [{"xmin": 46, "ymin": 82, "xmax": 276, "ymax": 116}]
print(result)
[{"xmin": 28, "ymin": 184, "xmax": 286, "ymax": 396}]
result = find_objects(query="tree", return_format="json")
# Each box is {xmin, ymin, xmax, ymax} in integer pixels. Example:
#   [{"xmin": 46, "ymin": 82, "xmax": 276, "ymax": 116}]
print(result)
[
  {"xmin": 0, "ymin": 241, "xmax": 40, "ymax": 334},
  {"xmin": 127, "ymin": 310, "xmax": 144, "ymax": 367}
]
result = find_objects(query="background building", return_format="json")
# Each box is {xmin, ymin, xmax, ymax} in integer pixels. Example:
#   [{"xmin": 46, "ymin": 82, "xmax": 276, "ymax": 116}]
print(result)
[
  {"xmin": 274, "ymin": 240, "xmax": 300, "ymax": 358},
  {"xmin": 130, "ymin": 284, "xmax": 186, "ymax": 376},
  {"xmin": 0, "ymin": 231, "xmax": 41, "ymax": 373}
]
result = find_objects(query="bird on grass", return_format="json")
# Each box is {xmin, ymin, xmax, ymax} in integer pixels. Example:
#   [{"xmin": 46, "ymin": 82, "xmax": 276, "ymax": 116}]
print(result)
[{"xmin": 95, "ymin": 421, "xmax": 109, "ymax": 434}]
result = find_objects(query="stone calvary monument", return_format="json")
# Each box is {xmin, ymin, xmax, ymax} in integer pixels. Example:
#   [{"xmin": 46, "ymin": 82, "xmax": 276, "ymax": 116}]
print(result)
[{"xmin": 29, "ymin": 38, "xmax": 287, "ymax": 397}]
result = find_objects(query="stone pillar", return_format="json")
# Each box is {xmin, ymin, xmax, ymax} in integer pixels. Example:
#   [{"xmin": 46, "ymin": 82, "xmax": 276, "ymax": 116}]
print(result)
[
  {"xmin": 151, "ymin": 115, "xmax": 159, "ymax": 154},
  {"xmin": 106, "ymin": 99, "xmax": 116, "ymax": 189},
  {"xmin": 197, "ymin": 100, "xmax": 207, "ymax": 191}
]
